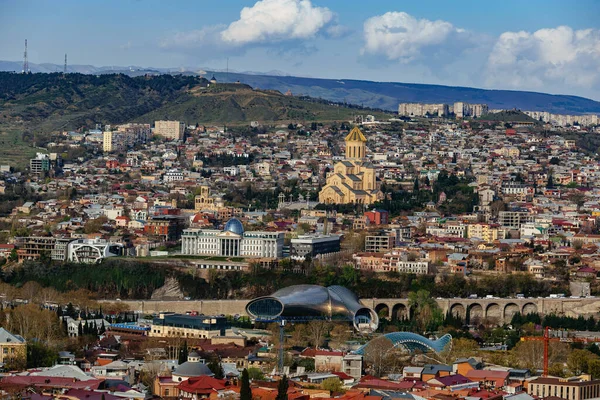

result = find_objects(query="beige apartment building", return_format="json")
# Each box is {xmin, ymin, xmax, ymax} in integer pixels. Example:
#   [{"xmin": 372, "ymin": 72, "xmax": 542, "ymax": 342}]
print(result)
[
  {"xmin": 467, "ymin": 223, "xmax": 498, "ymax": 242},
  {"xmin": 529, "ymin": 376, "xmax": 600, "ymax": 400},
  {"xmin": 0, "ymin": 328, "xmax": 26, "ymax": 367},
  {"xmin": 398, "ymin": 103, "xmax": 449, "ymax": 117},
  {"xmin": 154, "ymin": 120, "xmax": 185, "ymax": 140}
]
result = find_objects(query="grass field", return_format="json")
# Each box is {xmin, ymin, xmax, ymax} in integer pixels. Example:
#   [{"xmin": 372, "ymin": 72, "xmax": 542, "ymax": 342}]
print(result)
[{"xmin": 0, "ymin": 125, "xmax": 44, "ymax": 171}]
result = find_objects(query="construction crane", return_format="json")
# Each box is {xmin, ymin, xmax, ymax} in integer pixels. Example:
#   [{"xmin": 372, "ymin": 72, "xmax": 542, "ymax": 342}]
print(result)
[{"xmin": 521, "ymin": 326, "xmax": 600, "ymax": 377}]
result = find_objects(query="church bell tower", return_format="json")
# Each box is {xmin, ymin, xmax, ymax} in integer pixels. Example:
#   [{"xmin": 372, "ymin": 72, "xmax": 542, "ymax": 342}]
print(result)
[{"xmin": 345, "ymin": 126, "xmax": 367, "ymax": 160}]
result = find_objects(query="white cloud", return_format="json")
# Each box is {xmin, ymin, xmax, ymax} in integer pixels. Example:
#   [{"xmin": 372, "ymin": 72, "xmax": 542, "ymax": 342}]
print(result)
[
  {"xmin": 487, "ymin": 26, "xmax": 600, "ymax": 91},
  {"xmin": 325, "ymin": 24, "xmax": 352, "ymax": 39},
  {"xmin": 220, "ymin": 0, "xmax": 334, "ymax": 45},
  {"xmin": 361, "ymin": 12, "xmax": 468, "ymax": 62}
]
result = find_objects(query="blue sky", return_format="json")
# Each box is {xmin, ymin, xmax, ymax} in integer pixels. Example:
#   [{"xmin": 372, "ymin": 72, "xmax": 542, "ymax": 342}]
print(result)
[{"xmin": 1, "ymin": 0, "xmax": 599, "ymax": 99}]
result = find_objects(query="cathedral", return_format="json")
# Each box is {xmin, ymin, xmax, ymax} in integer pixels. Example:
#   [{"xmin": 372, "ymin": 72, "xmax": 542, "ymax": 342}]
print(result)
[{"xmin": 318, "ymin": 127, "xmax": 383, "ymax": 205}]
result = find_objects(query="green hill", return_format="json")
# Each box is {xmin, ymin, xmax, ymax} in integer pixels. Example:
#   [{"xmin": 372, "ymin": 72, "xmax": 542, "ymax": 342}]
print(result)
[
  {"xmin": 0, "ymin": 72, "xmax": 389, "ymax": 132},
  {"xmin": 478, "ymin": 110, "xmax": 539, "ymax": 123}
]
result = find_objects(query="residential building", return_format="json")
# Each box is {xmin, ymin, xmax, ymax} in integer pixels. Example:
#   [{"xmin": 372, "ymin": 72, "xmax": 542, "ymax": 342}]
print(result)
[
  {"xmin": 467, "ymin": 223, "xmax": 498, "ymax": 242},
  {"xmin": 30, "ymin": 152, "xmax": 50, "ymax": 173},
  {"xmin": 342, "ymin": 354, "xmax": 363, "ymax": 381},
  {"xmin": 14, "ymin": 236, "xmax": 72, "ymax": 263},
  {"xmin": 454, "ymin": 102, "xmax": 489, "ymax": 118},
  {"xmin": 319, "ymin": 127, "xmax": 383, "ymax": 205},
  {"xmin": 383, "ymin": 251, "xmax": 429, "ymax": 274},
  {"xmin": 365, "ymin": 233, "xmax": 395, "ymax": 253},
  {"xmin": 163, "ymin": 169, "xmax": 184, "ymax": 183},
  {"xmin": 314, "ymin": 350, "xmax": 345, "ymax": 372},
  {"xmin": 398, "ymin": 103, "xmax": 449, "ymax": 117},
  {"xmin": 0, "ymin": 328, "xmax": 26, "ymax": 367},
  {"xmin": 499, "ymin": 211, "xmax": 532, "ymax": 229},
  {"xmin": 154, "ymin": 120, "xmax": 185, "ymax": 140},
  {"xmin": 364, "ymin": 209, "xmax": 389, "ymax": 225},
  {"xmin": 528, "ymin": 376, "xmax": 600, "ymax": 400},
  {"xmin": 144, "ymin": 215, "xmax": 186, "ymax": 241}
]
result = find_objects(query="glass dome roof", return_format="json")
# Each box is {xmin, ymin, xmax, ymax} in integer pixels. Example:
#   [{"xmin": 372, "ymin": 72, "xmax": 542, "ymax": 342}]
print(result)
[{"xmin": 224, "ymin": 218, "xmax": 244, "ymax": 235}]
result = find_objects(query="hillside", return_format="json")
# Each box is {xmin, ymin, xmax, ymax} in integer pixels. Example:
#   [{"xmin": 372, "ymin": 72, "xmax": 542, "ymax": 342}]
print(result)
[
  {"xmin": 0, "ymin": 72, "xmax": 386, "ymax": 132},
  {"xmin": 209, "ymin": 71, "xmax": 600, "ymax": 115},
  {"xmin": 478, "ymin": 110, "xmax": 539, "ymax": 123},
  {"xmin": 2, "ymin": 61, "xmax": 599, "ymax": 115}
]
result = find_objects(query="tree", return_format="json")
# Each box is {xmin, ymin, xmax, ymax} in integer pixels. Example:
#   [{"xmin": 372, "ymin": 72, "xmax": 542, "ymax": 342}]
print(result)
[
  {"xmin": 306, "ymin": 320, "xmax": 331, "ymax": 348},
  {"xmin": 547, "ymin": 170, "xmax": 554, "ymax": 189},
  {"xmin": 276, "ymin": 375, "xmax": 289, "ymax": 400},
  {"xmin": 247, "ymin": 367, "xmax": 265, "ymax": 380},
  {"xmin": 362, "ymin": 336, "xmax": 401, "ymax": 377},
  {"xmin": 208, "ymin": 359, "xmax": 224, "ymax": 379},
  {"xmin": 26, "ymin": 342, "xmax": 57, "ymax": 369},
  {"xmin": 408, "ymin": 290, "xmax": 444, "ymax": 332},
  {"xmin": 567, "ymin": 349, "xmax": 597, "ymax": 375},
  {"xmin": 413, "ymin": 177, "xmax": 419, "ymax": 192},
  {"xmin": 240, "ymin": 368, "xmax": 252, "ymax": 400},
  {"xmin": 589, "ymin": 359, "xmax": 600, "ymax": 379},
  {"xmin": 321, "ymin": 377, "xmax": 344, "ymax": 393},
  {"xmin": 178, "ymin": 340, "xmax": 188, "ymax": 365}
]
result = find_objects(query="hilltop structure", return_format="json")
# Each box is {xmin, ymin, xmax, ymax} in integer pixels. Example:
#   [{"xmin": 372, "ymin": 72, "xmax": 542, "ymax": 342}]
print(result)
[{"xmin": 319, "ymin": 127, "xmax": 382, "ymax": 205}]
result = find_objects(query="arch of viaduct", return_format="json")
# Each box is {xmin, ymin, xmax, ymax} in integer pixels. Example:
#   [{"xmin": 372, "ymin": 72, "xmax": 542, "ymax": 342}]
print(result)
[{"xmin": 111, "ymin": 297, "xmax": 600, "ymax": 324}]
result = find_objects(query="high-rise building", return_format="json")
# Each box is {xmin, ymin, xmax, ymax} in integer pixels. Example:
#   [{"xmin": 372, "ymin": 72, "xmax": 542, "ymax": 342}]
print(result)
[
  {"xmin": 103, "ymin": 124, "xmax": 151, "ymax": 152},
  {"xmin": 398, "ymin": 103, "xmax": 449, "ymax": 117},
  {"xmin": 154, "ymin": 120, "xmax": 185, "ymax": 140},
  {"xmin": 453, "ymin": 102, "xmax": 489, "ymax": 118}
]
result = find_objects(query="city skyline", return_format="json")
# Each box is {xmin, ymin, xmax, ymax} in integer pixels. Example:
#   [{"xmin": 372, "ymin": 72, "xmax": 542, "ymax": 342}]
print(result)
[{"xmin": 1, "ymin": 0, "xmax": 599, "ymax": 100}]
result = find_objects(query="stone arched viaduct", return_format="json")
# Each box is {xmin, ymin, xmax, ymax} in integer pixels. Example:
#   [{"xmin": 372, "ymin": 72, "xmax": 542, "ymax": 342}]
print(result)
[
  {"xmin": 112, "ymin": 297, "xmax": 600, "ymax": 324},
  {"xmin": 362, "ymin": 297, "xmax": 600, "ymax": 324}
]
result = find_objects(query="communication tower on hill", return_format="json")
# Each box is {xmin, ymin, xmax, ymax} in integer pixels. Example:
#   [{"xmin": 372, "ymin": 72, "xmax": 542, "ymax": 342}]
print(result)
[
  {"xmin": 23, "ymin": 39, "xmax": 29, "ymax": 73},
  {"xmin": 64, "ymin": 54, "xmax": 67, "ymax": 74}
]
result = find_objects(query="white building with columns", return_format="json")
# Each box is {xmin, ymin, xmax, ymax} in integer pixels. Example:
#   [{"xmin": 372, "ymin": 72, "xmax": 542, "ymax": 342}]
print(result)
[{"xmin": 181, "ymin": 218, "xmax": 284, "ymax": 258}]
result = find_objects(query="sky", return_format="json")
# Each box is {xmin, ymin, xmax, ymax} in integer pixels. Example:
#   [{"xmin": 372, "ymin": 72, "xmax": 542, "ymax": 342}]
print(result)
[{"xmin": 1, "ymin": 0, "xmax": 599, "ymax": 99}]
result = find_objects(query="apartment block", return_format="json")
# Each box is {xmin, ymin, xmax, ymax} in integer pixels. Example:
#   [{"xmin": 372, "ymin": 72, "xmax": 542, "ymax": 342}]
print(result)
[
  {"xmin": 529, "ymin": 376, "xmax": 600, "ymax": 400},
  {"xmin": 154, "ymin": 120, "xmax": 185, "ymax": 140},
  {"xmin": 365, "ymin": 233, "xmax": 395, "ymax": 252},
  {"xmin": 454, "ymin": 102, "xmax": 489, "ymax": 118},
  {"xmin": 398, "ymin": 103, "xmax": 449, "ymax": 117}
]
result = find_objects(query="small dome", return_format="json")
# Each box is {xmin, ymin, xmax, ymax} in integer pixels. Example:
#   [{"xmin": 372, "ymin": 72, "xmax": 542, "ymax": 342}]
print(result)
[
  {"xmin": 173, "ymin": 361, "xmax": 213, "ymax": 378},
  {"xmin": 224, "ymin": 218, "xmax": 244, "ymax": 235}
]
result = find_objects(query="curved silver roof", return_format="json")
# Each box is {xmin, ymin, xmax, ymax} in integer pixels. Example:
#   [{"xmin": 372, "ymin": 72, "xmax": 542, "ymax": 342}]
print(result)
[{"xmin": 246, "ymin": 284, "xmax": 378, "ymax": 333}]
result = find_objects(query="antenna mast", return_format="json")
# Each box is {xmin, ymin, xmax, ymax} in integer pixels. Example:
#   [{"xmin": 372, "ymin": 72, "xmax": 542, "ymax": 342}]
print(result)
[
  {"xmin": 23, "ymin": 39, "xmax": 29, "ymax": 73},
  {"xmin": 64, "ymin": 54, "xmax": 67, "ymax": 74}
]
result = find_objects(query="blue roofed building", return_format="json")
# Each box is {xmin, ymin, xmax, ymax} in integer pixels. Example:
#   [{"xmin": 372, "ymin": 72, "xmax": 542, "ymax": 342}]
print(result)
[{"xmin": 149, "ymin": 313, "xmax": 230, "ymax": 339}]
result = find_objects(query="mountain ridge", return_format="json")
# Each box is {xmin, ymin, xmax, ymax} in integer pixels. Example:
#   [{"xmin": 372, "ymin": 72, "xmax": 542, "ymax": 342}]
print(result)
[
  {"xmin": 1, "ymin": 60, "xmax": 600, "ymax": 115},
  {"xmin": 0, "ymin": 72, "xmax": 387, "ymax": 132}
]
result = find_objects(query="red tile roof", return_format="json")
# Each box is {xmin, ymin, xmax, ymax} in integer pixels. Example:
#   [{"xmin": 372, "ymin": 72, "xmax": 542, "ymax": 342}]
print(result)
[{"xmin": 177, "ymin": 376, "xmax": 226, "ymax": 394}]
